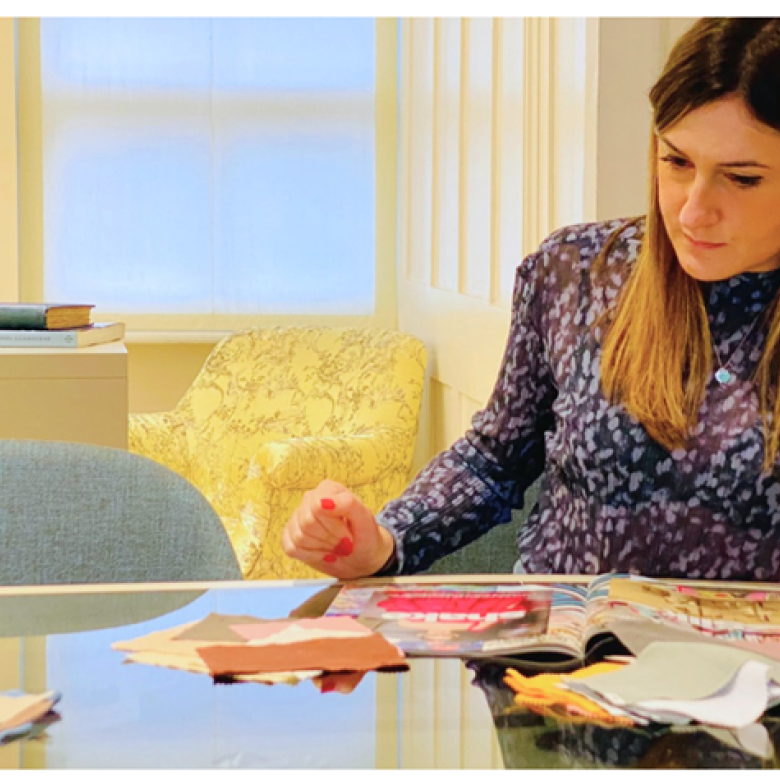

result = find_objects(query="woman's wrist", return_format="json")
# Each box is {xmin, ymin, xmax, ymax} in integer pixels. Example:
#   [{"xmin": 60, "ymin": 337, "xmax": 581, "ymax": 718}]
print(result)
[{"xmin": 372, "ymin": 528, "xmax": 398, "ymax": 576}]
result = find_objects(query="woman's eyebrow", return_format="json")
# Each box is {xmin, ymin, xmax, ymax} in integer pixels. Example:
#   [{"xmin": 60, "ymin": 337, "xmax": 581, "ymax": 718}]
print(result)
[
  {"xmin": 657, "ymin": 136, "xmax": 687, "ymax": 157},
  {"xmin": 659, "ymin": 135, "xmax": 770, "ymax": 169}
]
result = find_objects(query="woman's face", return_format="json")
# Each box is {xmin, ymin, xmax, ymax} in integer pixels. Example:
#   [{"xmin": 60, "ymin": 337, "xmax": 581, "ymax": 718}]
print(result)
[{"xmin": 657, "ymin": 95, "xmax": 780, "ymax": 281}]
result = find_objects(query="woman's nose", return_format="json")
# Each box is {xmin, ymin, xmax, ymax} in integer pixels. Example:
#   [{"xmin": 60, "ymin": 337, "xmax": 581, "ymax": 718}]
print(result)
[{"xmin": 678, "ymin": 176, "xmax": 720, "ymax": 230}]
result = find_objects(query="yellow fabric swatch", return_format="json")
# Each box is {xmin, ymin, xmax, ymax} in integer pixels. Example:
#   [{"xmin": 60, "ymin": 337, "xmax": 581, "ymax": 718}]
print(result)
[{"xmin": 504, "ymin": 662, "xmax": 635, "ymax": 726}]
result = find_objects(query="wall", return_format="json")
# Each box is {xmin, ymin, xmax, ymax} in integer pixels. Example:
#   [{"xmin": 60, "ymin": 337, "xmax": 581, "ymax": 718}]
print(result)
[
  {"xmin": 0, "ymin": 19, "xmax": 19, "ymax": 300},
  {"xmin": 127, "ymin": 342, "xmax": 214, "ymax": 413},
  {"xmin": 397, "ymin": 19, "xmax": 594, "ymax": 473},
  {"xmin": 398, "ymin": 18, "xmax": 698, "ymax": 476},
  {"xmin": 592, "ymin": 18, "xmax": 696, "ymax": 221}
]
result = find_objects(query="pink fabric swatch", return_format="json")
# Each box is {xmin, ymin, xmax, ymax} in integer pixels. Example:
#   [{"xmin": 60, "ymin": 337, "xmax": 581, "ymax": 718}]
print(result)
[{"xmin": 230, "ymin": 617, "xmax": 371, "ymax": 643}]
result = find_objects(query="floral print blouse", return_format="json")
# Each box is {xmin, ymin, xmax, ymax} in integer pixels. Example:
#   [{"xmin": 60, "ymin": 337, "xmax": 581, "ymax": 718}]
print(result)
[{"xmin": 377, "ymin": 217, "xmax": 780, "ymax": 581}]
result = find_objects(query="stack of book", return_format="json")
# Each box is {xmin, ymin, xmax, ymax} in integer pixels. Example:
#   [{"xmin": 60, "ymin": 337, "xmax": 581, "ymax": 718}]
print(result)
[{"xmin": 0, "ymin": 303, "xmax": 125, "ymax": 348}]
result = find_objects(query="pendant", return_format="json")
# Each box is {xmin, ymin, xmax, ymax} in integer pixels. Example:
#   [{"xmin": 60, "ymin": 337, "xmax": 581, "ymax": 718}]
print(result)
[{"xmin": 715, "ymin": 367, "xmax": 732, "ymax": 385}]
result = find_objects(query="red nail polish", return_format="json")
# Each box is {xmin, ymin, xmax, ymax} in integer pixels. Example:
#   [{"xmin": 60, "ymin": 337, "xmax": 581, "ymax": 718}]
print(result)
[
  {"xmin": 324, "ymin": 553, "xmax": 337, "ymax": 563},
  {"xmin": 320, "ymin": 498, "xmax": 336, "ymax": 511},
  {"xmin": 333, "ymin": 537, "xmax": 354, "ymax": 557},
  {"xmin": 320, "ymin": 678, "xmax": 337, "ymax": 693}
]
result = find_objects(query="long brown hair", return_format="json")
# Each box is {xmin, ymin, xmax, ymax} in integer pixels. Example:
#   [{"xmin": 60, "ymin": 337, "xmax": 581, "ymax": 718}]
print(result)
[{"xmin": 600, "ymin": 18, "xmax": 780, "ymax": 468}]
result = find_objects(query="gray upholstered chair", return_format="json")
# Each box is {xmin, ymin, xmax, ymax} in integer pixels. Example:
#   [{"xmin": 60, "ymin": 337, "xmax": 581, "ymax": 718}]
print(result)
[
  {"xmin": 425, "ymin": 480, "xmax": 540, "ymax": 574},
  {"xmin": 0, "ymin": 590, "xmax": 205, "ymax": 637},
  {"xmin": 0, "ymin": 440, "xmax": 241, "ymax": 585}
]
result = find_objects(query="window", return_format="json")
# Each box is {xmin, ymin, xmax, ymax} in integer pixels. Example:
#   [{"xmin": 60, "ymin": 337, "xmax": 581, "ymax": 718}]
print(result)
[{"xmin": 24, "ymin": 18, "xmax": 391, "ymax": 330}]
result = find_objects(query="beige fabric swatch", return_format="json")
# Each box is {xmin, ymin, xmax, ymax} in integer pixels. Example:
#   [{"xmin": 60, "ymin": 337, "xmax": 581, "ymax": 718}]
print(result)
[
  {"xmin": 111, "ymin": 622, "xmax": 203, "ymax": 655},
  {"xmin": 610, "ymin": 618, "xmax": 780, "ymax": 664},
  {"xmin": 175, "ymin": 613, "xmax": 272, "ymax": 643},
  {"xmin": 0, "ymin": 691, "xmax": 59, "ymax": 732},
  {"xmin": 113, "ymin": 619, "xmax": 315, "ymax": 684},
  {"xmin": 579, "ymin": 642, "xmax": 780, "ymax": 704},
  {"xmin": 122, "ymin": 651, "xmax": 316, "ymax": 684}
]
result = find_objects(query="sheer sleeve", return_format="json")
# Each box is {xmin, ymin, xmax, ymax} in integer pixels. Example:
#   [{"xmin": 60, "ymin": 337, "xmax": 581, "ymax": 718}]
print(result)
[{"xmin": 376, "ymin": 234, "xmax": 561, "ymax": 574}]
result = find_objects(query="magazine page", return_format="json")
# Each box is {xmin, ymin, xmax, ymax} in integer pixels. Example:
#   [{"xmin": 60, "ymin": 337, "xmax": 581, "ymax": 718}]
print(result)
[
  {"xmin": 583, "ymin": 573, "xmax": 780, "ymax": 649},
  {"xmin": 580, "ymin": 572, "xmax": 630, "ymax": 651},
  {"xmin": 326, "ymin": 582, "xmax": 589, "ymax": 659}
]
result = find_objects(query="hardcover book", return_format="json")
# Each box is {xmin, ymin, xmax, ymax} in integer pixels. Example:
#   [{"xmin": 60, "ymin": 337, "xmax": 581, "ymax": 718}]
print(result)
[
  {"xmin": 326, "ymin": 573, "xmax": 780, "ymax": 666},
  {"xmin": 0, "ymin": 303, "xmax": 93, "ymax": 330},
  {"xmin": 0, "ymin": 321, "xmax": 125, "ymax": 348}
]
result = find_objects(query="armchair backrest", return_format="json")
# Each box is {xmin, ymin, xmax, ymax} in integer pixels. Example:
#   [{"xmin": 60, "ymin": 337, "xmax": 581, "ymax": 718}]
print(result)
[{"xmin": 175, "ymin": 325, "xmax": 427, "ymax": 450}]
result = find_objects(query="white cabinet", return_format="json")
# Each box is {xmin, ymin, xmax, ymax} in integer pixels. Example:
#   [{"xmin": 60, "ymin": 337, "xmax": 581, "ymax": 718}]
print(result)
[{"xmin": 0, "ymin": 342, "xmax": 128, "ymax": 448}]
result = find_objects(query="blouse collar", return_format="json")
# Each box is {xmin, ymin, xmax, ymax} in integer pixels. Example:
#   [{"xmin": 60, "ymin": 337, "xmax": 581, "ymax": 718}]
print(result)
[{"xmin": 704, "ymin": 267, "xmax": 780, "ymax": 328}]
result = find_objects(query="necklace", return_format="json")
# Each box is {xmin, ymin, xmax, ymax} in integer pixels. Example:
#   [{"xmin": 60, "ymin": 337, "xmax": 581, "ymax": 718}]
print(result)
[{"xmin": 713, "ymin": 313, "xmax": 764, "ymax": 385}]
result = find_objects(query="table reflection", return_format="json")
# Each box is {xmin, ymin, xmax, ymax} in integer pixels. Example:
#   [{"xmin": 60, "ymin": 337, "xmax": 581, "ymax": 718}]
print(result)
[
  {"xmin": 473, "ymin": 661, "xmax": 780, "ymax": 770},
  {"xmin": 2, "ymin": 581, "xmax": 779, "ymax": 770},
  {"xmin": 0, "ymin": 583, "xmax": 501, "ymax": 770}
]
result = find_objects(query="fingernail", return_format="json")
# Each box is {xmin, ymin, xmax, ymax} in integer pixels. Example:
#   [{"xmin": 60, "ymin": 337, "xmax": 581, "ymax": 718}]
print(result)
[
  {"xmin": 323, "ymin": 553, "xmax": 337, "ymax": 563},
  {"xmin": 333, "ymin": 537, "xmax": 354, "ymax": 557},
  {"xmin": 320, "ymin": 678, "xmax": 337, "ymax": 693},
  {"xmin": 320, "ymin": 498, "xmax": 336, "ymax": 511}
]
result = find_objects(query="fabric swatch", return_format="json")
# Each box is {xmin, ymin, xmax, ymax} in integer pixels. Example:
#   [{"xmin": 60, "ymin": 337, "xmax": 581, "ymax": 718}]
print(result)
[
  {"xmin": 688, "ymin": 723, "xmax": 774, "ymax": 760},
  {"xmin": 609, "ymin": 618, "xmax": 780, "ymax": 664},
  {"xmin": 115, "ymin": 613, "xmax": 408, "ymax": 684},
  {"xmin": 112, "ymin": 623, "xmax": 220, "ymax": 656},
  {"xmin": 114, "ymin": 622, "xmax": 314, "ymax": 684},
  {"xmin": 0, "ymin": 714, "xmax": 61, "ymax": 747},
  {"xmin": 197, "ymin": 633, "xmax": 407, "ymax": 677},
  {"xmin": 122, "ymin": 651, "xmax": 317, "ymax": 684},
  {"xmin": 174, "ymin": 613, "xmax": 272, "ymax": 643},
  {"xmin": 576, "ymin": 642, "xmax": 780, "ymax": 704},
  {"xmin": 504, "ymin": 663, "xmax": 634, "ymax": 726},
  {"xmin": 232, "ymin": 617, "xmax": 373, "ymax": 645},
  {"xmin": 0, "ymin": 690, "xmax": 60, "ymax": 733},
  {"xmin": 631, "ymin": 660, "xmax": 772, "ymax": 729}
]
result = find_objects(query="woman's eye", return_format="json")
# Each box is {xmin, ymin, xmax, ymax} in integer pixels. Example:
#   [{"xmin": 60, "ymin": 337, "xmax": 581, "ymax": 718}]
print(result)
[
  {"xmin": 727, "ymin": 173, "xmax": 762, "ymax": 189},
  {"xmin": 659, "ymin": 154, "xmax": 689, "ymax": 169}
]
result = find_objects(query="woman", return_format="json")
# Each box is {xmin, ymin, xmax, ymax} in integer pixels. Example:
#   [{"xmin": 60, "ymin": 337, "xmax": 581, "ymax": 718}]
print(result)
[{"xmin": 282, "ymin": 17, "xmax": 780, "ymax": 581}]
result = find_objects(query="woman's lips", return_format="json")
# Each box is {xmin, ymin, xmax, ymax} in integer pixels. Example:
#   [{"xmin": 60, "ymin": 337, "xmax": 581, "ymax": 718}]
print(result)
[{"xmin": 683, "ymin": 233, "xmax": 727, "ymax": 249}]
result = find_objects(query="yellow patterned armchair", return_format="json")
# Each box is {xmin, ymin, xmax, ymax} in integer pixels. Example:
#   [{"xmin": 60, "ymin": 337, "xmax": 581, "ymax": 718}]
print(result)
[{"xmin": 129, "ymin": 327, "xmax": 427, "ymax": 580}]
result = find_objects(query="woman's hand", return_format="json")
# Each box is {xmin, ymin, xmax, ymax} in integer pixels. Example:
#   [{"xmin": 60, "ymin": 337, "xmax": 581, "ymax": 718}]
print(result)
[{"xmin": 281, "ymin": 479, "xmax": 395, "ymax": 579}]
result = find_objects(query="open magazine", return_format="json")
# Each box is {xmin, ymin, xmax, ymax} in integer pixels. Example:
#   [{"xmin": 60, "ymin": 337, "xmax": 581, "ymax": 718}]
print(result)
[{"xmin": 325, "ymin": 573, "xmax": 780, "ymax": 666}]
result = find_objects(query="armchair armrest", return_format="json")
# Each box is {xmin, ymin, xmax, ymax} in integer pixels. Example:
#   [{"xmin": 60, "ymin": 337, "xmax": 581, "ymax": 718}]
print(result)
[
  {"xmin": 240, "ymin": 428, "xmax": 415, "ymax": 579},
  {"xmin": 250, "ymin": 429, "xmax": 411, "ymax": 491},
  {"xmin": 128, "ymin": 411, "xmax": 193, "ymax": 481}
]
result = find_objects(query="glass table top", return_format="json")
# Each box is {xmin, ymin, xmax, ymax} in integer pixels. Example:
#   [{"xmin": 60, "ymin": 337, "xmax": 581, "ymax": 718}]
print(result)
[{"xmin": 0, "ymin": 579, "xmax": 777, "ymax": 770}]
